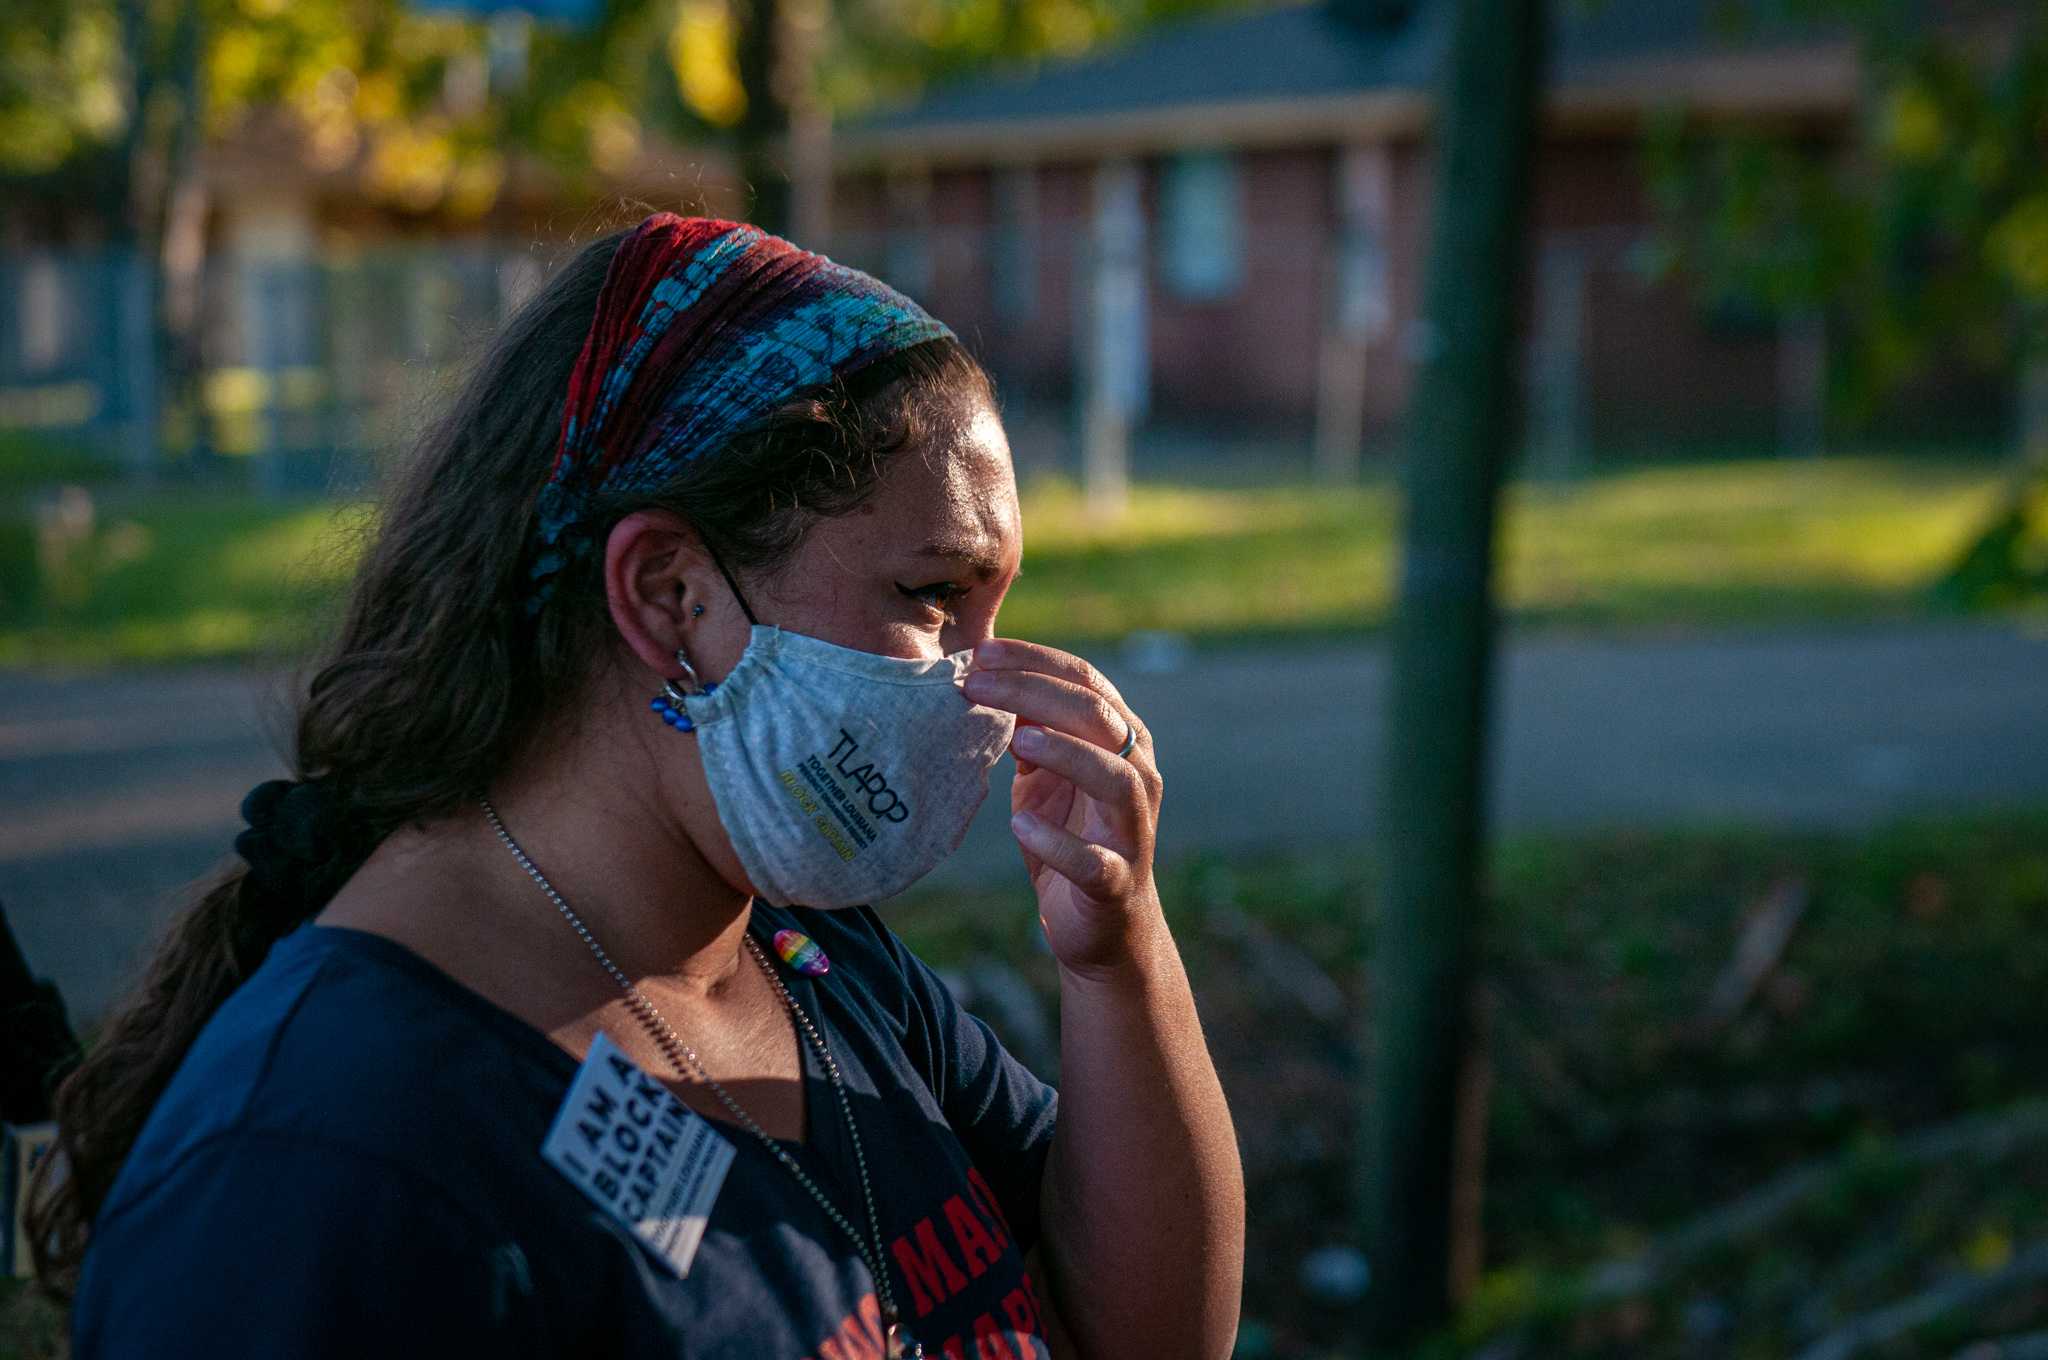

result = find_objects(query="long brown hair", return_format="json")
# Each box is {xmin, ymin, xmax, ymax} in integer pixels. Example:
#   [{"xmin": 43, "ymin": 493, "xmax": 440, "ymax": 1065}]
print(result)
[{"xmin": 26, "ymin": 224, "xmax": 993, "ymax": 1299}]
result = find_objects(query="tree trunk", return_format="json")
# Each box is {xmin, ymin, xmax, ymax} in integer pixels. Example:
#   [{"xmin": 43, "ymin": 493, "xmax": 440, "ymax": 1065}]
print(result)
[
  {"xmin": 1358, "ymin": 0, "xmax": 1547, "ymax": 1344},
  {"xmin": 734, "ymin": 0, "xmax": 792, "ymax": 234},
  {"xmin": 110, "ymin": 0, "xmax": 206, "ymax": 470},
  {"xmin": 156, "ymin": 0, "xmax": 209, "ymax": 462},
  {"xmin": 107, "ymin": 0, "xmax": 159, "ymax": 479}
]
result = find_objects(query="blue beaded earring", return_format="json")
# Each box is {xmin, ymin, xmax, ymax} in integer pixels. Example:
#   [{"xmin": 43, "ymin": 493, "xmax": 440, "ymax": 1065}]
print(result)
[{"xmin": 651, "ymin": 632, "xmax": 715, "ymax": 733}]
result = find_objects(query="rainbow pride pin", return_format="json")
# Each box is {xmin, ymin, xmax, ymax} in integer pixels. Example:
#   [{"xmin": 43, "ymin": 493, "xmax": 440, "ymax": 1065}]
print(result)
[{"xmin": 773, "ymin": 928, "xmax": 831, "ymax": 978}]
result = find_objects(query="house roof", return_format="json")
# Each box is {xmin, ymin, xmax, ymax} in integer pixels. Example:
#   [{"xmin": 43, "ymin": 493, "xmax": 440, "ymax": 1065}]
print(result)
[
  {"xmin": 863, "ymin": 2, "xmax": 1441, "ymax": 132},
  {"xmin": 837, "ymin": 0, "xmax": 1857, "ymax": 166}
]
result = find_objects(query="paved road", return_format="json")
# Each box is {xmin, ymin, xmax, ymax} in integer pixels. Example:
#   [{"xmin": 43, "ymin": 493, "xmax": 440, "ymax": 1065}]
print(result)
[{"xmin": 5, "ymin": 621, "xmax": 2044, "ymax": 1024}]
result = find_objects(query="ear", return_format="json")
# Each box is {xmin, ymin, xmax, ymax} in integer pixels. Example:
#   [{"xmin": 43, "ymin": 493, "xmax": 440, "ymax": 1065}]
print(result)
[{"xmin": 603, "ymin": 510, "xmax": 711, "ymax": 675}]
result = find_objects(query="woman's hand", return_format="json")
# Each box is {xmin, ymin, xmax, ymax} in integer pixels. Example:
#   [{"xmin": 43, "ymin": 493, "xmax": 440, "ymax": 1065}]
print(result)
[
  {"xmin": 961, "ymin": 639, "xmax": 1164, "ymax": 978},
  {"xmin": 967, "ymin": 639, "xmax": 1242, "ymax": 1358}
]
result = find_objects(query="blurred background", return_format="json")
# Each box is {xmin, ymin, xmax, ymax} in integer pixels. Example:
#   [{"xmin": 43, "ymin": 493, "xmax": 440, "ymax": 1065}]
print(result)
[{"xmin": 3, "ymin": 0, "xmax": 2047, "ymax": 1353}]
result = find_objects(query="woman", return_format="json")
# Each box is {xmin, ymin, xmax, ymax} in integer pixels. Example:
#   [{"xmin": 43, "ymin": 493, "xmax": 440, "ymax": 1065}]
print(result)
[{"xmin": 30, "ymin": 214, "xmax": 1244, "ymax": 1358}]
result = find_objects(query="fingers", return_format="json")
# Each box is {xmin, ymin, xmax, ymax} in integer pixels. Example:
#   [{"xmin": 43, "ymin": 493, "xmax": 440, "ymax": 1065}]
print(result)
[
  {"xmin": 973, "ymin": 638, "xmax": 1131, "ymax": 708},
  {"xmin": 1011, "ymin": 724, "xmax": 1152, "ymax": 843},
  {"xmin": 1011, "ymin": 809, "xmax": 1133, "ymax": 902},
  {"xmin": 975, "ymin": 640, "xmax": 1165, "ymax": 906},
  {"xmin": 964, "ymin": 667, "xmax": 1138, "ymax": 757},
  {"xmin": 973, "ymin": 639, "xmax": 1153, "ymax": 761}
]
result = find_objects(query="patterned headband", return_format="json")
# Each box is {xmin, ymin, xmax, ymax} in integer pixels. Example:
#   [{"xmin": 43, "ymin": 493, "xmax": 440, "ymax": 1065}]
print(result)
[{"xmin": 525, "ymin": 213, "xmax": 955, "ymax": 608}]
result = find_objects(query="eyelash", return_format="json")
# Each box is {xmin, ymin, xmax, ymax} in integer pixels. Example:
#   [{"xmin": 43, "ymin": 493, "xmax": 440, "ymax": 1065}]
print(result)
[{"xmin": 898, "ymin": 581, "xmax": 969, "ymax": 622}]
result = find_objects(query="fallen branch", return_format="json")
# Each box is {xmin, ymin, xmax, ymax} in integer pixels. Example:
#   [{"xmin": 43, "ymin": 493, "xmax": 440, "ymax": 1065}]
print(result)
[
  {"xmin": 1952, "ymin": 1330, "xmax": 2048, "ymax": 1360},
  {"xmin": 1790, "ymin": 1201, "xmax": 1919, "ymax": 1342},
  {"xmin": 1691, "ymin": 876, "xmax": 1807, "ymax": 1039},
  {"xmin": 1796, "ymin": 1241, "xmax": 2048, "ymax": 1360},
  {"xmin": 1204, "ymin": 905, "xmax": 1346, "ymax": 1023},
  {"xmin": 1578, "ymin": 1099, "xmax": 2048, "ymax": 1305}
]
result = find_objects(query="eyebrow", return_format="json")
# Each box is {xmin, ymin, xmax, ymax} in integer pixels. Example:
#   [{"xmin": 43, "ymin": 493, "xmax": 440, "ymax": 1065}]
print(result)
[{"xmin": 912, "ymin": 539, "xmax": 1011, "ymax": 582}]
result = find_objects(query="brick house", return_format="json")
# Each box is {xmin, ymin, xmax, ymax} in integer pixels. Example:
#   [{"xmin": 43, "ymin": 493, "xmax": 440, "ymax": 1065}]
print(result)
[{"xmin": 827, "ymin": 0, "xmax": 1873, "ymax": 471}]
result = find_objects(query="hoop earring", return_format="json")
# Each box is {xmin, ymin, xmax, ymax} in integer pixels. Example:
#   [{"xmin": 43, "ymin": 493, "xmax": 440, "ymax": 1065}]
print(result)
[{"xmin": 650, "ymin": 646, "xmax": 717, "ymax": 733}]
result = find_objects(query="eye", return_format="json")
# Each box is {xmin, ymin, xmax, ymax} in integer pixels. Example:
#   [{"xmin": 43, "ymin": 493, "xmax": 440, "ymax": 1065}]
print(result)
[{"xmin": 897, "ymin": 581, "xmax": 969, "ymax": 622}]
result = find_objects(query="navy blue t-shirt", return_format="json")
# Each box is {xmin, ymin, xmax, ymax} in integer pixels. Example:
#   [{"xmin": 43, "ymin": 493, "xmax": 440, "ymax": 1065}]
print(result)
[{"xmin": 74, "ymin": 905, "xmax": 1059, "ymax": 1359}]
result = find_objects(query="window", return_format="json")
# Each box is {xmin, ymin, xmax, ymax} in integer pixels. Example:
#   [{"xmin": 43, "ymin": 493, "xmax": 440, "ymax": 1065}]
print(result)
[{"xmin": 1160, "ymin": 151, "xmax": 1244, "ymax": 301}]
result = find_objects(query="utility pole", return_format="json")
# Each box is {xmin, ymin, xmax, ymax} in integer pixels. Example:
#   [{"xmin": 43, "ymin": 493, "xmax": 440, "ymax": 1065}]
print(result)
[{"xmin": 1359, "ymin": 0, "xmax": 1547, "ymax": 1344}]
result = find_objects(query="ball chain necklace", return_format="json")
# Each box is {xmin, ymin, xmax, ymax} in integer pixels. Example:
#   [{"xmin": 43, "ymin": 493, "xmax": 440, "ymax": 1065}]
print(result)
[{"xmin": 480, "ymin": 797, "xmax": 923, "ymax": 1359}]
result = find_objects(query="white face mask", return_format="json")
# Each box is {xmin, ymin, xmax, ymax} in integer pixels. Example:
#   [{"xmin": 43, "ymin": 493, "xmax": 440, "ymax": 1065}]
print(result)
[{"xmin": 680, "ymin": 625, "xmax": 1015, "ymax": 908}]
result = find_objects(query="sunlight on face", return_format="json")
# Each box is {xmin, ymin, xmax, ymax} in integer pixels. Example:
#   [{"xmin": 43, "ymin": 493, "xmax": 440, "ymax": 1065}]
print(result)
[{"xmin": 761, "ymin": 403, "xmax": 1023, "ymax": 659}]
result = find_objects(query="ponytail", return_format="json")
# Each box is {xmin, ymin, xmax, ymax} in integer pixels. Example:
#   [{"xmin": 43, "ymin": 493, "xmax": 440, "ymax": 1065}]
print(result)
[
  {"xmin": 27, "ymin": 863, "xmax": 280, "ymax": 1294},
  {"xmin": 13, "ymin": 226, "xmax": 628, "ymax": 1299}
]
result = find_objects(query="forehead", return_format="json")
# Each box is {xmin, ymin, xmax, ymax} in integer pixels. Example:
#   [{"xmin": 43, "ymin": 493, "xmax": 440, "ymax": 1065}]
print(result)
[{"xmin": 836, "ymin": 406, "xmax": 1020, "ymax": 574}]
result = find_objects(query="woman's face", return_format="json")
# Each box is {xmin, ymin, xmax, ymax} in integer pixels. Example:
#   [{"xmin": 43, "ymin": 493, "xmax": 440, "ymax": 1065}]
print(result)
[
  {"xmin": 731, "ymin": 401, "xmax": 1023, "ymax": 661},
  {"xmin": 646, "ymin": 400, "xmax": 1022, "ymax": 902}
]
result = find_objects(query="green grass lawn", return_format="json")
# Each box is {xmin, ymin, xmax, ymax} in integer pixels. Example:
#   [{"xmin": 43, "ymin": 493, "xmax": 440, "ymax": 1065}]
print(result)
[
  {"xmin": 1003, "ymin": 456, "xmax": 2008, "ymax": 642},
  {"xmin": 0, "ymin": 455, "xmax": 2015, "ymax": 667},
  {"xmin": 0, "ymin": 496, "xmax": 371, "ymax": 667}
]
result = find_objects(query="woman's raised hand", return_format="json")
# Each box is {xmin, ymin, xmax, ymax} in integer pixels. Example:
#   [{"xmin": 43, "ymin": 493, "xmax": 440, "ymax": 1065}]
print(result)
[{"xmin": 962, "ymin": 639, "xmax": 1164, "ymax": 978}]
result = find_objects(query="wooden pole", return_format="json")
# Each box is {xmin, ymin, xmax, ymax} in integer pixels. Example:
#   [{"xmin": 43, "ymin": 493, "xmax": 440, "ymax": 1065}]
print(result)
[
  {"xmin": 1359, "ymin": 0, "xmax": 1546, "ymax": 1343},
  {"xmin": 1316, "ymin": 144, "xmax": 1393, "ymax": 482},
  {"xmin": 1530, "ymin": 238, "xmax": 1587, "ymax": 478},
  {"xmin": 1778, "ymin": 308, "xmax": 1827, "ymax": 458},
  {"xmin": 1081, "ymin": 158, "xmax": 1143, "ymax": 519}
]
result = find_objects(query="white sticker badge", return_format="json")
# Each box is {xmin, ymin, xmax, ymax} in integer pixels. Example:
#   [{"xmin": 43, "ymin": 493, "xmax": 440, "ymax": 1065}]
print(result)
[{"xmin": 541, "ymin": 1031, "xmax": 736, "ymax": 1278}]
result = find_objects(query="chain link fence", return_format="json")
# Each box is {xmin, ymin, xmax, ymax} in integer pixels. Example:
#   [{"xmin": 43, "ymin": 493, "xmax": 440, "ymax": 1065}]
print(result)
[
  {"xmin": 0, "ymin": 223, "xmax": 2012, "ymax": 501},
  {"xmin": 0, "ymin": 242, "xmax": 547, "ymax": 495}
]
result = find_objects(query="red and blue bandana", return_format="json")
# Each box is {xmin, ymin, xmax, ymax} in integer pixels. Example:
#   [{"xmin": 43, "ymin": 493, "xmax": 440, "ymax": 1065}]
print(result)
[{"xmin": 526, "ymin": 214, "xmax": 954, "ymax": 606}]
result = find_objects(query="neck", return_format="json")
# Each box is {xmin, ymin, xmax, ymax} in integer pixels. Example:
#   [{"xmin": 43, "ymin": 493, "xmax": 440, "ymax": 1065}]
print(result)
[{"xmin": 473, "ymin": 705, "xmax": 755, "ymax": 996}]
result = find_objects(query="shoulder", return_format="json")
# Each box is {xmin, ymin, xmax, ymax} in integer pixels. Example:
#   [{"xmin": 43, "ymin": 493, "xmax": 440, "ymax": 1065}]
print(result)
[
  {"xmin": 80, "ymin": 925, "xmax": 576, "ymax": 1353},
  {"xmin": 757, "ymin": 903, "xmax": 948, "ymax": 1033},
  {"xmin": 766, "ymin": 903, "xmax": 919, "ymax": 981},
  {"xmin": 102, "ymin": 923, "xmax": 563, "ymax": 1231},
  {"xmin": 757, "ymin": 903, "xmax": 965, "ymax": 1081},
  {"xmin": 75, "ymin": 1125, "xmax": 545, "ymax": 1358}
]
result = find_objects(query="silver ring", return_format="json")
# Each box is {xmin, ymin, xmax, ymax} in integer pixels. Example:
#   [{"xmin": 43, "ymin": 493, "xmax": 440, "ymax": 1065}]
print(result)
[
  {"xmin": 1115, "ymin": 718, "xmax": 1137, "ymax": 759},
  {"xmin": 671, "ymin": 646, "xmax": 706, "ymax": 696}
]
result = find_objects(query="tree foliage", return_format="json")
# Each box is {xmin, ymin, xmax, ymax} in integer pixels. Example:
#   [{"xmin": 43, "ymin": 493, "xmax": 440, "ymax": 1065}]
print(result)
[
  {"xmin": 1644, "ymin": 1, "xmax": 2048, "ymax": 427},
  {"xmin": 0, "ymin": 0, "xmax": 1271, "ymax": 226},
  {"xmin": 0, "ymin": 0, "xmax": 127, "ymax": 176}
]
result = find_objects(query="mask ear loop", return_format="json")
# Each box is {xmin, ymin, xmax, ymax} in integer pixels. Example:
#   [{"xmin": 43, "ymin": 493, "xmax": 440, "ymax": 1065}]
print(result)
[
  {"xmin": 650, "ymin": 544, "xmax": 750, "ymax": 734},
  {"xmin": 707, "ymin": 545, "xmax": 761, "ymax": 626}
]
